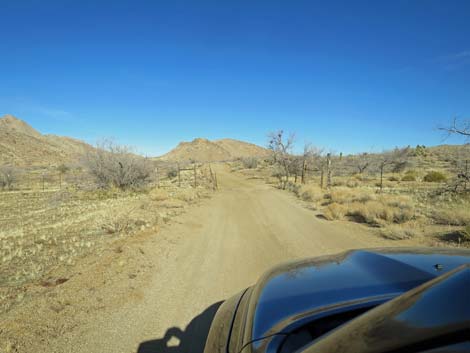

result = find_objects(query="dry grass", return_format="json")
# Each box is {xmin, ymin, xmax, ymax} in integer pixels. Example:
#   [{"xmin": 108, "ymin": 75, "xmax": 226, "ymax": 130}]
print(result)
[
  {"xmin": 299, "ymin": 184, "xmax": 324, "ymax": 203},
  {"xmin": 231, "ymin": 144, "xmax": 470, "ymax": 247},
  {"xmin": 320, "ymin": 190, "xmax": 415, "ymax": 226},
  {"xmin": 463, "ymin": 225, "xmax": 470, "ymax": 241},
  {"xmin": 430, "ymin": 205, "xmax": 470, "ymax": 226},
  {"xmin": 323, "ymin": 203, "xmax": 347, "ymax": 220},
  {"xmin": 379, "ymin": 223, "xmax": 422, "ymax": 240},
  {"xmin": 325, "ymin": 187, "xmax": 376, "ymax": 204},
  {"xmin": 149, "ymin": 188, "xmax": 170, "ymax": 201},
  {"xmin": 0, "ymin": 168, "xmax": 214, "ymax": 314}
]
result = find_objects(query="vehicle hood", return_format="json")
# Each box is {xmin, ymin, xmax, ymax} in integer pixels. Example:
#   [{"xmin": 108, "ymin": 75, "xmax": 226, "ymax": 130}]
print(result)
[{"xmin": 242, "ymin": 247, "xmax": 470, "ymax": 348}]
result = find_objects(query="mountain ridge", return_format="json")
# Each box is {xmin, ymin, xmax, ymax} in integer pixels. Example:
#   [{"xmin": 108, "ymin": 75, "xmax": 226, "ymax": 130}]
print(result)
[
  {"xmin": 0, "ymin": 114, "xmax": 95, "ymax": 166},
  {"xmin": 158, "ymin": 137, "xmax": 270, "ymax": 162}
]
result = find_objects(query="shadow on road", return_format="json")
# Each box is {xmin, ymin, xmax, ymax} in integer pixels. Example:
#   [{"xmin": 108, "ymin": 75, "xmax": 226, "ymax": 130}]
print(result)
[{"xmin": 137, "ymin": 301, "xmax": 223, "ymax": 353}]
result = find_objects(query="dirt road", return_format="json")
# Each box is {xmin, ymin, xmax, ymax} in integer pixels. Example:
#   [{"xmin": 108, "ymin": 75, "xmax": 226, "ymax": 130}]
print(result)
[{"xmin": 6, "ymin": 167, "xmax": 413, "ymax": 353}]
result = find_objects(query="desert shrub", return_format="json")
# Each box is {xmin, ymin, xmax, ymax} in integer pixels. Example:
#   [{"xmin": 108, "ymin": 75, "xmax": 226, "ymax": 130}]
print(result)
[
  {"xmin": 423, "ymin": 171, "xmax": 447, "ymax": 183},
  {"xmin": 242, "ymin": 157, "xmax": 258, "ymax": 169},
  {"xmin": 84, "ymin": 140, "xmax": 153, "ymax": 190},
  {"xmin": 401, "ymin": 174, "xmax": 416, "ymax": 182},
  {"xmin": 300, "ymin": 185, "xmax": 324, "ymax": 203},
  {"xmin": 0, "ymin": 166, "xmax": 19, "ymax": 190},
  {"xmin": 175, "ymin": 189, "xmax": 200, "ymax": 202},
  {"xmin": 167, "ymin": 168, "xmax": 178, "ymax": 179},
  {"xmin": 326, "ymin": 193, "xmax": 415, "ymax": 226},
  {"xmin": 272, "ymin": 167, "xmax": 286, "ymax": 188},
  {"xmin": 285, "ymin": 181, "xmax": 301, "ymax": 196},
  {"xmin": 150, "ymin": 188, "xmax": 169, "ymax": 201},
  {"xmin": 323, "ymin": 203, "xmax": 347, "ymax": 220},
  {"xmin": 462, "ymin": 225, "xmax": 470, "ymax": 241},
  {"xmin": 57, "ymin": 164, "xmax": 70, "ymax": 175},
  {"xmin": 388, "ymin": 175, "xmax": 400, "ymax": 182},
  {"xmin": 346, "ymin": 199, "xmax": 414, "ymax": 225},
  {"xmin": 346, "ymin": 179, "xmax": 360, "ymax": 188},
  {"xmin": 353, "ymin": 174, "xmax": 364, "ymax": 181},
  {"xmin": 332, "ymin": 180, "xmax": 346, "ymax": 187}
]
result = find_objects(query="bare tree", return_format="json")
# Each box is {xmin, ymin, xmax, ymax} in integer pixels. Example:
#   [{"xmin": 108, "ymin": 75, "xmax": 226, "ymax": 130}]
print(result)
[
  {"xmin": 301, "ymin": 143, "xmax": 323, "ymax": 184},
  {"xmin": 375, "ymin": 147, "xmax": 410, "ymax": 191},
  {"xmin": 440, "ymin": 119, "xmax": 470, "ymax": 192},
  {"xmin": 268, "ymin": 130, "xmax": 295, "ymax": 189},
  {"xmin": 439, "ymin": 117, "xmax": 470, "ymax": 138},
  {"xmin": 83, "ymin": 140, "xmax": 153, "ymax": 190},
  {"xmin": 353, "ymin": 153, "xmax": 371, "ymax": 174},
  {"xmin": 0, "ymin": 166, "xmax": 19, "ymax": 190}
]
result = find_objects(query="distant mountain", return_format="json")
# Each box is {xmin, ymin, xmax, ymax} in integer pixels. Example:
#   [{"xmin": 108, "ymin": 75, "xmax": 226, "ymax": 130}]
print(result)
[
  {"xmin": 214, "ymin": 138, "xmax": 270, "ymax": 159},
  {"xmin": 0, "ymin": 114, "xmax": 94, "ymax": 167},
  {"xmin": 158, "ymin": 137, "xmax": 270, "ymax": 162},
  {"xmin": 0, "ymin": 114, "xmax": 42, "ymax": 138}
]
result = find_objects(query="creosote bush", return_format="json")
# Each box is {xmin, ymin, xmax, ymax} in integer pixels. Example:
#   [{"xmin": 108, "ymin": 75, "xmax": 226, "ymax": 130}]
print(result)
[
  {"xmin": 167, "ymin": 168, "xmax": 178, "ymax": 179},
  {"xmin": 0, "ymin": 166, "xmax": 19, "ymax": 190},
  {"xmin": 285, "ymin": 181, "xmax": 301, "ymax": 196},
  {"xmin": 423, "ymin": 171, "xmax": 447, "ymax": 183},
  {"xmin": 242, "ymin": 157, "xmax": 258, "ymax": 169},
  {"xmin": 84, "ymin": 140, "xmax": 153, "ymax": 190}
]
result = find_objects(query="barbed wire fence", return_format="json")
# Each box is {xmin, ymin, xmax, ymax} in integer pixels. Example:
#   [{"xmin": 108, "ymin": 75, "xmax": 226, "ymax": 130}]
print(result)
[{"xmin": 0, "ymin": 161, "xmax": 219, "ymax": 193}]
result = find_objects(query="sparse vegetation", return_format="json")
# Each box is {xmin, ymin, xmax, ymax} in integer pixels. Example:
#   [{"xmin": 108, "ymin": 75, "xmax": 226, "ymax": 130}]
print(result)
[
  {"xmin": 401, "ymin": 170, "xmax": 417, "ymax": 182},
  {"xmin": 232, "ymin": 129, "xmax": 470, "ymax": 247},
  {"xmin": 242, "ymin": 157, "xmax": 258, "ymax": 169},
  {"xmin": 0, "ymin": 166, "xmax": 19, "ymax": 190},
  {"xmin": 0, "ymin": 157, "xmax": 215, "ymax": 314},
  {"xmin": 267, "ymin": 130, "xmax": 295, "ymax": 189},
  {"xmin": 462, "ymin": 225, "xmax": 470, "ymax": 241},
  {"xmin": 167, "ymin": 167, "xmax": 178, "ymax": 179},
  {"xmin": 423, "ymin": 171, "xmax": 447, "ymax": 182},
  {"xmin": 84, "ymin": 140, "xmax": 153, "ymax": 190}
]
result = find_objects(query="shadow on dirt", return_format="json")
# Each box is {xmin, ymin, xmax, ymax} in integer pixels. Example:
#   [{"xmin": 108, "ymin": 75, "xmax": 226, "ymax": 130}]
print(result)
[{"xmin": 137, "ymin": 301, "xmax": 223, "ymax": 353}]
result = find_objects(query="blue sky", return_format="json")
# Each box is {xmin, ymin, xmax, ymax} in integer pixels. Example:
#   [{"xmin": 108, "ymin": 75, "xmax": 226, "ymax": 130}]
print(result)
[{"xmin": 1, "ymin": 0, "xmax": 469, "ymax": 156}]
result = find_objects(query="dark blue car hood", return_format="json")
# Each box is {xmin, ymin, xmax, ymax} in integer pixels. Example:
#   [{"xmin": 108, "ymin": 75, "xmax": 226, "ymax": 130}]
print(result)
[{"xmin": 243, "ymin": 247, "xmax": 470, "ymax": 348}]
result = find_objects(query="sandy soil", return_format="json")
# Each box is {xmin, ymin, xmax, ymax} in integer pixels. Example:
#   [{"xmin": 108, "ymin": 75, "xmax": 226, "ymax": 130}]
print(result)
[{"xmin": 1, "ymin": 165, "xmax": 421, "ymax": 353}]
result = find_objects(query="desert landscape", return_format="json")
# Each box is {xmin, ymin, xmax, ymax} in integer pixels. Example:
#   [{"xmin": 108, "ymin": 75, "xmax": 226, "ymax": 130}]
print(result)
[
  {"xmin": 0, "ymin": 113, "xmax": 469, "ymax": 352},
  {"xmin": 2, "ymin": 2, "xmax": 470, "ymax": 352}
]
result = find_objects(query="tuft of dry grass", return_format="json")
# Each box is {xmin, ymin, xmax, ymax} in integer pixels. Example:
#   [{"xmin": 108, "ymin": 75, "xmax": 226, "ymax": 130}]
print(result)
[
  {"xmin": 462, "ymin": 225, "xmax": 470, "ymax": 241},
  {"xmin": 430, "ymin": 207, "xmax": 470, "ymax": 226},
  {"xmin": 299, "ymin": 184, "xmax": 324, "ymax": 203},
  {"xmin": 379, "ymin": 223, "xmax": 421, "ymax": 240},
  {"xmin": 325, "ymin": 187, "xmax": 376, "ymax": 204},
  {"xmin": 321, "ymin": 188, "xmax": 415, "ymax": 226},
  {"xmin": 149, "ymin": 188, "xmax": 169, "ymax": 201},
  {"xmin": 323, "ymin": 203, "xmax": 347, "ymax": 220}
]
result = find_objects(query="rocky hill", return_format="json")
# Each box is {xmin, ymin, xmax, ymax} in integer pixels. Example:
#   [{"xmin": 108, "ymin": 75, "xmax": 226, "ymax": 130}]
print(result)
[
  {"xmin": 158, "ymin": 137, "xmax": 270, "ymax": 162},
  {"xmin": 0, "ymin": 114, "xmax": 94, "ymax": 167}
]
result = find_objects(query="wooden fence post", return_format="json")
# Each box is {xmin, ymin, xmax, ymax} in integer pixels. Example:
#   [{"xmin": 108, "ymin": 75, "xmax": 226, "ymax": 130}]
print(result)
[
  {"xmin": 301, "ymin": 160, "xmax": 306, "ymax": 184},
  {"xmin": 194, "ymin": 164, "xmax": 197, "ymax": 188},
  {"xmin": 177, "ymin": 163, "xmax": 181, "ymax": 187},
  {"xmin": 320, "ymin": 166, "xmax": 324, "ymax": 189},
  {"xmin": 156, "ymin": 167, "xmax": 160, "ymax": 188},
  {"xmin": 326, "ymin": 153, "xmax": 332, "ymax": 188}
]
